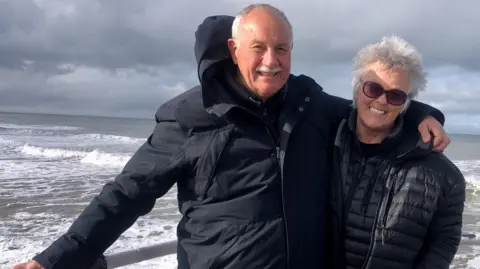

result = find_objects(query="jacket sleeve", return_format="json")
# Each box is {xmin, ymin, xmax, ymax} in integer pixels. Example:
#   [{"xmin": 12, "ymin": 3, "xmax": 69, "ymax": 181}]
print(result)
[
  {"xmin": 413, "ymin": 174, "xmax": 466, "ymax": 269},
  {"xmin": 32, "ymin": 105, "xmax": 192, "ymax": 269},
  {"xmin": 295, "ymin": 74, "xmax": 446, "ymax": 128},
  {"xmin": 403, "ymin": 100, "xmax": 445, "ymax": 126},
  {"xmin": 322, "ymin": 93, "xmax": 353, "ymax": 128}
]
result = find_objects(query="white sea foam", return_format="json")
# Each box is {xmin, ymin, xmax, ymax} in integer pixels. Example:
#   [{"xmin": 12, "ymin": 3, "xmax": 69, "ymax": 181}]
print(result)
[
  {"xmin": 0, "ymin": 136, "xmax": 15, "ymax": 145},
  {"xmin": 455, "ymin": 160, "xmax": 480, "ymax": 174},
  {"xmin": 69, "ymin": 133, "xmax": 145, "ymax": 144},
  {"xmin": 18, "ymin": 144, "xmax": 132, "ymax": 167},
  {"xmin": 0, "ymin": 210, "xmax": 179, "ymax": 269},
  {"xmin": 467, "ymin": 251, "xmax": 480, "ymax": 269}
]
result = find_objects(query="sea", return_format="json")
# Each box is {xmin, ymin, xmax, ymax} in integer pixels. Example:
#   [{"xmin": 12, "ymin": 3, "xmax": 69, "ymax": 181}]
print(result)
[{"xmin": 0, "ymin": 111, "xmax": 479, "ymax": 269}]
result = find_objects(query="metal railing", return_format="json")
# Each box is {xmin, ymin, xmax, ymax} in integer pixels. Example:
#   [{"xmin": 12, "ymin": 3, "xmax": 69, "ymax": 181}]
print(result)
[
  {"xmin": 90, "ymin": 240, "xmax": 176, "ymax": 269},
  {"xmin": 104, "ymin": 240, "xmax": 177, "ymax": 268},
  {"xmin": 89, "ymin": 233, "xmax": 480, "ymax": 269}
]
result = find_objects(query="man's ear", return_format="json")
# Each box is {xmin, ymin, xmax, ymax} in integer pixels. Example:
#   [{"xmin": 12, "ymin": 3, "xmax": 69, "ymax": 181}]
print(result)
[{"xmin": 227, "ymin": 38, "xmax": 238, "ymax": 64}]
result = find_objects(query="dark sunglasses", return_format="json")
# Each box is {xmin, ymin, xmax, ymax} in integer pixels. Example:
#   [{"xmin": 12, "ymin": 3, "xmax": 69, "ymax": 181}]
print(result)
[{"xmin": 362, "ymin": 81, "xmax": 408, "ymax": 106}]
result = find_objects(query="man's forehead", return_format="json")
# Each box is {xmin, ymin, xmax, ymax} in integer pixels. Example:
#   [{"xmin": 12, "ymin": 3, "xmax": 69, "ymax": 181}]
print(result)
[
  {"xmin": 237, "ymin": 21, "xmax": 291, "ymax": 45},
  {"xmin": 250, "ymin": 38, "xmax": 291, "ymax": 47}
]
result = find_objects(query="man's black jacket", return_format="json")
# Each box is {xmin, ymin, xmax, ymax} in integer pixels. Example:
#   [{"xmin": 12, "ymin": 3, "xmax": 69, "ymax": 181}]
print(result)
[{"xmin": 32, "ymin": 15, "xmax": 445, "ymax": 269}]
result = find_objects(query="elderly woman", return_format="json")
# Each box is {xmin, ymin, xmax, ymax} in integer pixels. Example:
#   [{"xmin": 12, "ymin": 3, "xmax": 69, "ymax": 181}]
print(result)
[{"xmin": 328, "ymin": 36, "xmax": 466, "ymax": 269}]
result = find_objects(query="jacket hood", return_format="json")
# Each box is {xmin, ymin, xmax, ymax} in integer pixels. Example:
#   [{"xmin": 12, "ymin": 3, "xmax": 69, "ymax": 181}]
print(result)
[
  {"xmin": 194, "ymin": 15, "xmax": 246, "ymax": 115},
  {"xmin": 343, "ymin": 110, "xmax": 434, "ymax": 161},
  {"xmin": 194, "ymin": 15, "xmax": 234, "ymax": 85}
]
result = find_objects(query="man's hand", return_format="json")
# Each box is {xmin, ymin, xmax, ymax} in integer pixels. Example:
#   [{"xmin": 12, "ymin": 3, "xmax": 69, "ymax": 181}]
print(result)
[
  {"xmin": 11, "ymin": 260, "xmax": 44, "ymax": 269},
  {"xmin": 418, "ymin": 115, "xmax": 450, "ymax": 152}
]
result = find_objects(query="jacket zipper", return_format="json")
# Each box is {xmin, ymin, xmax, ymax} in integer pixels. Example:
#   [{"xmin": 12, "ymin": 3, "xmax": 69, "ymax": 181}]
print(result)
[
  {"xmin": 230, "ymin": 105, "xmax": 290, "ymax": 268},
  {"xmin": 262, "ymin": 108, "xmax": 290, "ymax": 268},
  {"xmin": 360, "ymin": 168, "xmax": 387, "ymax": 269}
]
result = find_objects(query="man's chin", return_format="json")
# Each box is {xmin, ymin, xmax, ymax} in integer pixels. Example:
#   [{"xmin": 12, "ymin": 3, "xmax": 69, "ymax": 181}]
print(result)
[{"xmin": 256, "ymin": 85, "xmax": 283, "ymax": 98}]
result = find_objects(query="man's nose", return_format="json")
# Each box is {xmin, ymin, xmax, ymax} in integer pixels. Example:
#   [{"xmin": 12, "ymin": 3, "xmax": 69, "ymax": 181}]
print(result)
[{"xmin": 262, "ymin": 49, "xmax": 278, "ymax": 66}]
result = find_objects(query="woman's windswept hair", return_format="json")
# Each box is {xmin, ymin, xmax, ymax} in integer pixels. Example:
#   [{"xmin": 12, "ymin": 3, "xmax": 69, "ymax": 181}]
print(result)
[{"xmin": 351, "ymin": 35, "xmax": 428, "ymax": 110}]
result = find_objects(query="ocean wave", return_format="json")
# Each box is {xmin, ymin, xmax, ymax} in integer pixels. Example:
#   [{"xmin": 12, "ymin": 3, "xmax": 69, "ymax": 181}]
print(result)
[
  {"xmin": 0, "ymin": 136, "xmax": 14, "ymax": 145},
  {"xmin": 454, "ymin": 160, "xmax": 480, "ymax": 173},
  {"xmin": 0, "ymin": 123, "xmax": 82, "ymax": 131},
  {"xmin": 453, "ymin": 160, "xmax": 480, "ymax": 195},
  {"xmin": 0, "ymin": 135, "xmax": 144, "ymax": 156},
  {"xmin": 15, "ymin": 143, "xmax": 480, "ymax": 183},
  {"xmin": 66, "ymin": 133, "xmax": 145, "ymax": 144},
  {"xmin": 18, "ymin": 144, "xmax": 131, "ymax": 167}
]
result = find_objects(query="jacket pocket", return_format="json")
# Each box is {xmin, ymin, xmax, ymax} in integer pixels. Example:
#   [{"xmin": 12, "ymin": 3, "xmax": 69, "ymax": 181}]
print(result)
[
  {"xmin": 207, "ymin": 222, "xmax": 250, "ymax": 269},
  {"xmin": 192, "ymin": 125, "xmax": 234, "ymax": 200}
]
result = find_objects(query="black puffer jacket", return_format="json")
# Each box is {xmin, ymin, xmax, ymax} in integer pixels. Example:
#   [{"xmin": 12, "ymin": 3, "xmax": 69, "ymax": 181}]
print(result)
[
  {"xmin": 328, "ymin": 111, "xmax": 466, "ymax": 269},
  {"xmin": 32, "ymin": 15, "xmax": 445, "ymax": 269}
]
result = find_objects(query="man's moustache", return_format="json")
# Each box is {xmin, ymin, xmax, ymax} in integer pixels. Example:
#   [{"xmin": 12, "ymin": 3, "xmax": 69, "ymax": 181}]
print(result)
[{"xmin": 256, "ymin": 66, "xmax": 282, "ymax": 73}]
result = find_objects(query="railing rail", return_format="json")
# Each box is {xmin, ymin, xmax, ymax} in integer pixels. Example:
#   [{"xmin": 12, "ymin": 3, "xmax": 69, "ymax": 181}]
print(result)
[
  {"xmin": 105, "ymin": 240, "xmax": 177, "ymax": 268},
  {"xmin": 91, "ymin": 233, "xmax": 479, "ymax": 269}
]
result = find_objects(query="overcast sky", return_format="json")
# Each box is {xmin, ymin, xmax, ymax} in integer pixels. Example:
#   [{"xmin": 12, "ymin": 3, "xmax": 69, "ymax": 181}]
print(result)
[{"xmin": 0, "ymin": 0, "xmax": 479, "ymax": 134}]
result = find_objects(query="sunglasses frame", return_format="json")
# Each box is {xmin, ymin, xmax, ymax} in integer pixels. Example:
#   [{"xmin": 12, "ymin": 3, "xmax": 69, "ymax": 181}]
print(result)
[{"xmin": 361, "ymin": 80, "xmax": 408, "ymax": 106}]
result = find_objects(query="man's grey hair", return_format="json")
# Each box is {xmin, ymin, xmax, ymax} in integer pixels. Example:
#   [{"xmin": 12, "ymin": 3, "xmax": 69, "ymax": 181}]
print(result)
[
  {"xmin": 351, "ymin": 35, "xmax": 428, "ymax": 111},
  {"xmin": 231, "ymin": 3, "xmax": 293, "ymax": 44}
]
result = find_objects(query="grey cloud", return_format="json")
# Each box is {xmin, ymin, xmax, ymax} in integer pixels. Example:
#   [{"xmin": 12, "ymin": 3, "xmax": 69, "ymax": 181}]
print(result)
[
  {"xmin": 0, "ymin": 0, "xmax": 240, "ymax": 71},
  {"xmin": 0, "ymin": 0, "xmax": 479, "ymax": 128},
  {"xmin": 284, "ymin": 0, "xmax": 480, "ymax": 70},
  {"xmin": 0, "ymin": 65, "xmax": 196, "ymax": 118},
  {"xmin": 2, "ymin": 0, "xmax": 478, "ymax": 72}
]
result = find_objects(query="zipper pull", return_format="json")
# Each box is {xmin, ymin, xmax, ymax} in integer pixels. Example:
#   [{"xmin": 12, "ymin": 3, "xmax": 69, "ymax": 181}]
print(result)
[{"xmin": 276, "ymin": 147, "xmax": 280, "ymax": 160}]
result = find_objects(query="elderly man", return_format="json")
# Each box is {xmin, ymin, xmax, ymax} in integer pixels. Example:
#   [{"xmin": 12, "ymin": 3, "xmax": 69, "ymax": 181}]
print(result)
[
  {"xmin": 327, "ymin": 36, "xmax": 465, "ymax": 269},
  {"xmin": 14, "ymin": 4, "xmax": 449, "ymax": 269}
]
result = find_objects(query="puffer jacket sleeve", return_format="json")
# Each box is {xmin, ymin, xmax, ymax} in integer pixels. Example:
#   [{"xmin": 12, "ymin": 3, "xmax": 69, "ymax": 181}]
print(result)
[
  {"xmin": 413, "ymin": 174, "xmax": 466, "ymax": 269},
  {"xmin": 32, "ymin": 104, "xmax": 192, "ymax": 269}
]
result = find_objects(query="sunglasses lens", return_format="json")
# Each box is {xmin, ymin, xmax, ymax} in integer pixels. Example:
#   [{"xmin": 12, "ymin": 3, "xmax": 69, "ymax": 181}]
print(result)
[
  {"xmin": 386, "ymin": 90, "xmax": 408, "ymax": 106},
  {"xmin": 363, "ymin": 82, "xmax": 384, "ymax": 98}
]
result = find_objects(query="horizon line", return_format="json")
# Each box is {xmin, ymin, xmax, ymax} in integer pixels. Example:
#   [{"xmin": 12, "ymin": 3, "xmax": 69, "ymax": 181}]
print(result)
[{"xmin": 0, "ymin": 110, "xmax": 478, "ymax": 136}]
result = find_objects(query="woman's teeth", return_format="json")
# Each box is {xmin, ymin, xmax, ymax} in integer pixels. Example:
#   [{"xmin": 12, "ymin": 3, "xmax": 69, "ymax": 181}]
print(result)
[{"xmin": 369, "ymin": 106, "xmax": 386, "ymax": 115}]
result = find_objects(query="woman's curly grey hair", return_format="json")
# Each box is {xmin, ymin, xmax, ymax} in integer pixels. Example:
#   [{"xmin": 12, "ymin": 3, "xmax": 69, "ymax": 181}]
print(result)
[{"xmin": 351, "ymin": 35, "xmax": 428, "ymax": 111}]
